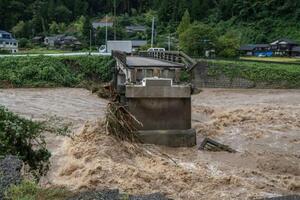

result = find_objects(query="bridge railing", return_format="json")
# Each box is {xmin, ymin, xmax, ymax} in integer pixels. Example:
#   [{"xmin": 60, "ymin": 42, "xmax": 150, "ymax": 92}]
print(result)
[
  {"xmin": 112, "ymin": 50, "xmax": 127, "ymax": 65},
  {"xmin": 139, "ymin": 51, "xmax": 197, "ymax": 69}
]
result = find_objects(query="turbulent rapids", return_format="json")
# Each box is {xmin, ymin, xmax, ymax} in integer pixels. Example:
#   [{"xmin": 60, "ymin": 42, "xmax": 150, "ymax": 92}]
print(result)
[{"xmin": 0, "ymin": 88, "xmax": 299, "ymax": 200}]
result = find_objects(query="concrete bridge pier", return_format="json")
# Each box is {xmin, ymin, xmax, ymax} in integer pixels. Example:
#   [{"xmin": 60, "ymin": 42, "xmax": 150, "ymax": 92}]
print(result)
[
  {"xmin": 126, "ymin": 79, "xmax": 196, "ymax": 147},
  {"xmin": 113, "ymin": 51, "xmax": 197, "ymax": 147}
]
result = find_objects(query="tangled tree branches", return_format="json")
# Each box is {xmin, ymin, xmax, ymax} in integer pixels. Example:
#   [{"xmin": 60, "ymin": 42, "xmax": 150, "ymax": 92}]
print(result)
[{"xmin": 105, "ymin": 102, "xmax": 142, "ymax": 142}]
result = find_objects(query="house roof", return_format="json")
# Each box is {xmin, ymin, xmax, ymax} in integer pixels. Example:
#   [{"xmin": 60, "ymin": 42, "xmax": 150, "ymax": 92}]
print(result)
[
  {"xmin": 0, "ymin": 30, "xmax": 16, "ymax": 41},
  {"xmin": 270, "ymin": 38, "xmax": 298, "ymax": 45},
  {"xmin": 132, "ymin": 40, "xmax": 147, "ymax": 47},
  {"xmin": 0, "ymin": 30, "xmax": 10, "ymax": 34},
  {"xmin": 239, "ymin": 44, "xmax": 269, "ymax": 51},
  {"xmin": 64, "ymin": 36, "xmax": 78, "ymax": 40},
  {"xmin": 125, "ymin": 25, "xmax": 147, "ymax": 32},
  {"xmin": 32, "ymin": 36, "xmax": 43, "ymax": 40},
  {"xmin": 93, "ymin": 16, "xmax": 114, "ymax": 23}
]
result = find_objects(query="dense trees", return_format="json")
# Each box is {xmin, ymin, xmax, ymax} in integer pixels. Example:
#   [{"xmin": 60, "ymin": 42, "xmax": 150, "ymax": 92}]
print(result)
[{"xmin": 1, "ymin": 0, "xmax": 300, "ymax": 56}]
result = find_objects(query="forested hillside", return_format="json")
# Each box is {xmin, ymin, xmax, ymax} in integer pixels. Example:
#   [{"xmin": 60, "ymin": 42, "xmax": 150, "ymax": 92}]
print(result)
[{"xmin": 1, "ymin": 0, "xmax": 300, "ymax": 56}]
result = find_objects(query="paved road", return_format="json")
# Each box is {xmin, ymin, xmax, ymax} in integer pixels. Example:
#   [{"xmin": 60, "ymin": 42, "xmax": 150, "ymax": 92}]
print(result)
[
  {"xmin": 0, "ymin": 52, "xmax": 111, "ymax": 57},
  {"xmin": 126, "ymin": 56, "xmax": 184, "ymax": 67}
]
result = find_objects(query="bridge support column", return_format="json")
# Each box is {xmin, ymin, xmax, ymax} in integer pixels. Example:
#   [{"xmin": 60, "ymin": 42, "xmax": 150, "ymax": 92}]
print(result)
[{"xmin": 126, "ymin": 79, "xmax": 196, "ymax": 147}]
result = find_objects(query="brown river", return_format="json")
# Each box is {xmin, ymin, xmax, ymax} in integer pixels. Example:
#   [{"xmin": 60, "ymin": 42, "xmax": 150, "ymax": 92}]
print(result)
[{"xmin": 0, "ymin": 88, "xmax": 299, "ymax": 200}]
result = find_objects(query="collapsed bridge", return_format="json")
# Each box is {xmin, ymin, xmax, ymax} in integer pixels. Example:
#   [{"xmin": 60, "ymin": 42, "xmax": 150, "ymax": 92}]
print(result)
[{"xmin": 112, "ymin": 51, "xmax": 199, "ymax": 147}]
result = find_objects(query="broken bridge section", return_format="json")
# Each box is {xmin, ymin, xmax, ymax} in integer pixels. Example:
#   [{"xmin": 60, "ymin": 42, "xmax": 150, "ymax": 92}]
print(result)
[{"xmin": 112, "ymin": 51, "xmax": 197, "ymax": 147}]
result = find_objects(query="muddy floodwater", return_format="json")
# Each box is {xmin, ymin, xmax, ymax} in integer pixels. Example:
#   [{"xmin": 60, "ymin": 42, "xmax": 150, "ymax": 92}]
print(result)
[{"xmin": 0, "ymin": 88, "xmax": 299, "ymax": 200}]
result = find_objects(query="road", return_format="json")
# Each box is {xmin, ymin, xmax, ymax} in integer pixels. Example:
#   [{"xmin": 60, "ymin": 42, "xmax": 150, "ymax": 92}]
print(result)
[{"xmin": 126, "ymin": 56, "xmax": 184, "ymax": 67}]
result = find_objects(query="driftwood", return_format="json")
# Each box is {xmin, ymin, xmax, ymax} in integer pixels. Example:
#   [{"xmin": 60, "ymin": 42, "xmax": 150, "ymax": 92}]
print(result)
[
  {"xmin": 199, "ymin": 138, "xmax": 236, "ymax": 153},
  {"xmin": 105, "ymin": 102, "xmax": 142, "ymax": 142}
]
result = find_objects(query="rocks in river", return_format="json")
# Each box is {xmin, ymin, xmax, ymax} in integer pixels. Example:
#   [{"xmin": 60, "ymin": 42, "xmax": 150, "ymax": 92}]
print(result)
[
  {"xmin": 0, "ymin": 156, "xmax": 23, "ymax": 199},
  {"xmin": 68, "ymin": 189, "xmax": 171, "ymax": 200}
]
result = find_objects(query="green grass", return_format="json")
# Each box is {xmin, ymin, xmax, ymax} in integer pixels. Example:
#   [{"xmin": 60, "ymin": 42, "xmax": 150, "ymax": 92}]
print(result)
[
  {"xmin": 0, "ymin": 55, "xmax": 114, "ymax": 88},
  {"xmin": 5, "ymin": 181, "xmax": 73, "ymax": 200},
  {"xmin": 17, "ymin": 48, "xmax": 73, "ymax": 55},
  {"xmin": 240, "ymin": 56, "xmax": 300, "ymax": 63},
  {"xmin": 204, "ymin": 59, "xmax": 300, "ymax": 88}
]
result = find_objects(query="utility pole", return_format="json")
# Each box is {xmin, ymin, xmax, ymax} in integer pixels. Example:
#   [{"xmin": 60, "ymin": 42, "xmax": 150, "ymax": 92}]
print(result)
[
  {"xmin": 151, "ymin": 17, "xmax": 155, "ymax": 48},
  {"xmin": 114, "ymin": 0, "xmax": 116, "ymax": 40},
  {"xmin": 105, "ymin": 14, "xmax": 108, "ymax": 51},
  {"xmin": 168, "ymin": 34, "xmax": 171, "ymax": 51},
  {"xmin": 89, "ymin": 29, "xmax": 92, "ymax": 55}
]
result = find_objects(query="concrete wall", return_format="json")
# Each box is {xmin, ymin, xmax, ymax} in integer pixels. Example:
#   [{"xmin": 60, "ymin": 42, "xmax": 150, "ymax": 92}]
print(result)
[
  {"xmin": 126, "ymin": 82, "xmax": 192, "ymax": 130},
  {"xmin": 127, "ymin": 98, "xmax": 191, "ymax": 130},
  {"xmin": 192, "ymin": 62, "xmax": 256, "ymax": 88}
]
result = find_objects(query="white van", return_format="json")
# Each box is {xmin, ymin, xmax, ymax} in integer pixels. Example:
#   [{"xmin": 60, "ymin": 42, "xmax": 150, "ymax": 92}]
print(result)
[{"xmin": 147, "ymin": 48, "xmax": 165, "ymax": 52}]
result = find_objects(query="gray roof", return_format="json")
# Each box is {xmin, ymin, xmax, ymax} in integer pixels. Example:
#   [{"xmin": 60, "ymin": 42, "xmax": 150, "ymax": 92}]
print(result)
[
  {"xmin": 132, "ymin": 40, "xmax": 147, "ymax": 47},
  {"xmin": 126, "ymin": 25, "xmax": 147, "ymax": 32},
  {"xmin": 0, "ymin": 30, "xmax": 17, "ymax": 43},
  {"xmin": 239, "ymin": 44, "xmax": 269, "ymax": 51},
  {"xmin": 0, "ymin": 30, "xmax": 17, "ymax": 42},
  {"xmin": 271, "ymin": 38, "xmax": 298, "ymax": 45},
  {"xmin": 0, "ymin": 30, "xmax": 10, "ymax": 34}
]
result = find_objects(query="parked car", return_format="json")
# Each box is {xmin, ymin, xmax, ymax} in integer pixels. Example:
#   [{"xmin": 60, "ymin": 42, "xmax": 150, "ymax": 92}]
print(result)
[{"xmin": 147, "ymin": 48, "xmax": 165, "ymax": 52}]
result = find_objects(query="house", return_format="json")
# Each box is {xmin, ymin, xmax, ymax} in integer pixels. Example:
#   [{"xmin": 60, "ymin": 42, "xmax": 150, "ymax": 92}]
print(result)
[
  {"xmin": 239, "ymin": 44, "xmax": 270, "ymax": 56},
  {"xmin": 240, "ymin": 38, "xmax": 300, "ymax": 57},
  {"xmin": 291, "ymin": 46, "xmax": 300, "ymax": 57},
  {"xmin": 57, "ymin": 36, "xmax": 82, "ymax": 50},
  {"xmin": 32, "ymin": 36, "xmax": 44, "ymax": 44},
  {"xmin": 270, "ymin": 38, "xmax": 298, "ymax": 56},
  {"xmin": 125, "ymin": 25, "xmax": 147, "ymax": 33},
  {"xmin": 44, "ymin": 35, "xmax": 81, "ymax": 50},
  {"xmin": 44, "ymin": 35, "xmax": 64, "ymax": 47},
  {"xmin": 92, "ymin": 16, "xmax": 114, "ymax": 29},
  {"xmin": 0, "ymin": 30, "xmax": 18, "ymax": 53}
]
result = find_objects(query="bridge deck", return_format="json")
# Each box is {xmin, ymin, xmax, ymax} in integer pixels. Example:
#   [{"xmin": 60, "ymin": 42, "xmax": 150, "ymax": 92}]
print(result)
[{"xmin": 126, "ymin": 56, "xmax": 184, "ymax": 68}]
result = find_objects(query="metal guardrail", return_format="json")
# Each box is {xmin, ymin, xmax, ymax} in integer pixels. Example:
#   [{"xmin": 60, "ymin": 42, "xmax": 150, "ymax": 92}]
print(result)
[{"xmin": 139, "ymin": 51, "xmax": 197, "ymax": 69}]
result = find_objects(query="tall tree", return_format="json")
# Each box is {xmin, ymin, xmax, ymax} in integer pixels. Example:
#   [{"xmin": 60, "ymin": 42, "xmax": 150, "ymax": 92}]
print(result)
[{"xmin": 177, "ymin": 10, "xmax": 190, "ymax": 35}]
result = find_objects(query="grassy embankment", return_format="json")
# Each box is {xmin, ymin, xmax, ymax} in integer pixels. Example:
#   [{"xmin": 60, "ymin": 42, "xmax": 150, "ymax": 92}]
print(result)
[
  {"xmin": 240, "ymin": 56, "xmax": 300, "ymax": 63},
  {"xmin": 0, "ymin": 55, "xmax": 114, "ymax": 89},
  {"xmin": 205, "ymin": 59, "xmax": 300, "ymax": 88}
]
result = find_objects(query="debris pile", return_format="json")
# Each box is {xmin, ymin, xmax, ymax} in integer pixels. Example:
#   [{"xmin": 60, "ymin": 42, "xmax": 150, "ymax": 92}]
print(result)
[{"xmin": 105, "ymin": 102, "xmax": 142, "ymax": 142}]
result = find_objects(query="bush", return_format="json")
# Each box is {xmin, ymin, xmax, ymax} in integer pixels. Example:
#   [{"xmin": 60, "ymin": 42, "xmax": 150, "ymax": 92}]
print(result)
[
  {"xmin": 0, "ymin": 56, "xmax": 114, "ymax": 88},
  {"xmin": 0, "ymin": 106, "xmax": 50, "ymax": 175},
  {"xmin": 0, "ymin": 50, "xmax": 11, "ymax": 55},
  {"xmin": 6, "ymin": 181, "xmax": 73, "ymax": 200},
  {"xmin": 18, "ymin": 38, "xmax": 32, "ymax": 48}
]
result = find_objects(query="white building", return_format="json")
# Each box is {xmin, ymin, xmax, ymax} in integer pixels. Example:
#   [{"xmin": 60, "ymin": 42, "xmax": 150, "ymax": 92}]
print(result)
[{"xmin": 0, "ymin": 30, "xmax": 18, "ymax": 53}]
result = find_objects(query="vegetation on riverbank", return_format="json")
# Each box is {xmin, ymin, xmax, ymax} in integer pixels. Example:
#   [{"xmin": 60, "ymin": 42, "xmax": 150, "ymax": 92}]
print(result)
[
  {"xmin": 206, "ymin": 60, "xmax": 300, "ymax": 88},
  {"xmin": 240, "ymin": 57, "xmax": 300, "ymax": 63},
  {"xmin": 6, "ymin": 181, "xmax": 73, "ymax": 200},
  {"xmin": 0, "ymin": 56, "xmax": 114, "ymax": 88},
  {"xmin": 0, "ymin": 106, "xmax": 50, "ymax": 175}
]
